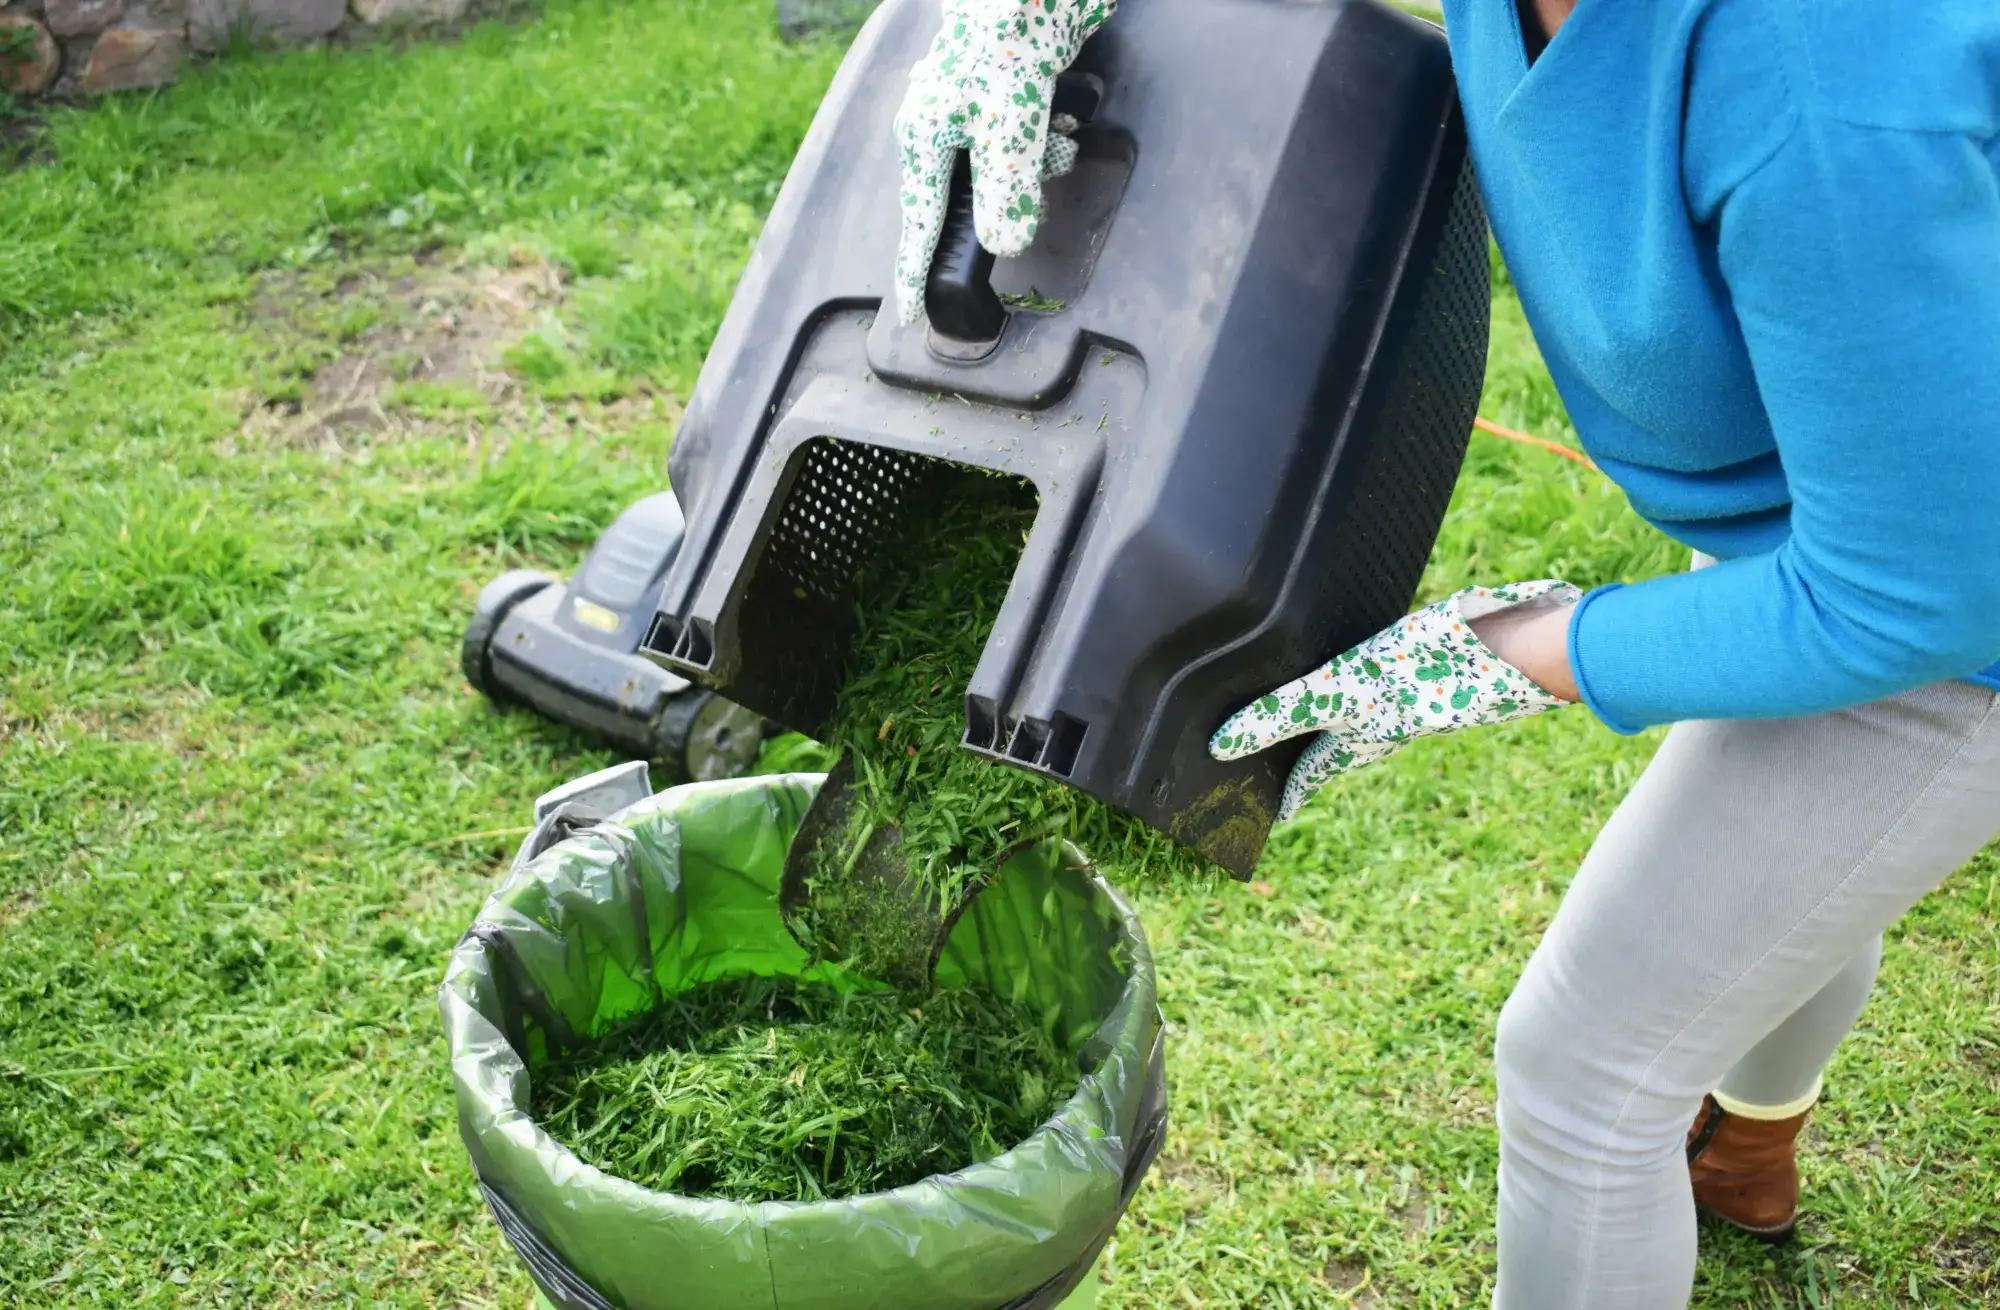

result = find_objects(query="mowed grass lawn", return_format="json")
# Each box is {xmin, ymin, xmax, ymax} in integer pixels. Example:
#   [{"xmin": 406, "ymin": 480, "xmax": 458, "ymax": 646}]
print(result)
[{"xmin": 2, "ymin": 2, "xmax": 1997, "ymax": 1305}]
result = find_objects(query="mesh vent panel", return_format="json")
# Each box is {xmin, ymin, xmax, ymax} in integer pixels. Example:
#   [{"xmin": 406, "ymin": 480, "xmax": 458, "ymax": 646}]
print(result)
[
  {"xmin": 1314, "ymin": 154, "xmax": 1490, "ymax": 647},
  {"xmin": 762, "ymin": 438, "xmax": 933, "ymax": 603}
]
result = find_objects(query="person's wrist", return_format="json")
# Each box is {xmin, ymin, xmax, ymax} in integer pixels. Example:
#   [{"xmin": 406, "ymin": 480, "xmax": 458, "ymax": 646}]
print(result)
[{"xmin": 1468, "ymin": 600, "xmax": 1580, "ymax": 703}]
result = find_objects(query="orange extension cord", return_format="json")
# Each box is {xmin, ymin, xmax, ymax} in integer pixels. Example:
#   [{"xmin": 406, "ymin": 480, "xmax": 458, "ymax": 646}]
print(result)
[{"xmin": 1472, "ymin": 416, "xmax": 1599, "ymax": 471}]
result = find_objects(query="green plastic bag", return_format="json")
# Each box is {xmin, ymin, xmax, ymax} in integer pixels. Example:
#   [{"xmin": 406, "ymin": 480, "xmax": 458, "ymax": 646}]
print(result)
[{"xmin": 440, "ymin": 774, "xmax": 1167, "ymax": 1310}]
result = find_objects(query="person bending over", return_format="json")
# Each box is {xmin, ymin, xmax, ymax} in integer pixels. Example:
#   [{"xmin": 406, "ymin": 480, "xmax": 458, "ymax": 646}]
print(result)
[{"xmin": 892, "ymin": 0, "xmax": 2000, "ymax": 1305}]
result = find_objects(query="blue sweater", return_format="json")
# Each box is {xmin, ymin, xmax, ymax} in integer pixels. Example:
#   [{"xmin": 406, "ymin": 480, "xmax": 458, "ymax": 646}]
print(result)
[{"xmin": 1439, "ymin": 0, "xmax": 2000, "ymax": 733}]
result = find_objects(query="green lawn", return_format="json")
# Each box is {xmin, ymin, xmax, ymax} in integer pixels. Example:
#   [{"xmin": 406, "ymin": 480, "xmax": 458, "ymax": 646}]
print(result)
[{"xmin": 2, "ymin": 2, "xmax": 1996, "ymax": 1305}]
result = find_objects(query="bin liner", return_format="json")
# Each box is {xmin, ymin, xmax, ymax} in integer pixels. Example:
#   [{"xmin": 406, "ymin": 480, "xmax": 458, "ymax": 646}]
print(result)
[{"xmin": 439, "ymin": 774, "xmax": 1168, "ymax": 1310}]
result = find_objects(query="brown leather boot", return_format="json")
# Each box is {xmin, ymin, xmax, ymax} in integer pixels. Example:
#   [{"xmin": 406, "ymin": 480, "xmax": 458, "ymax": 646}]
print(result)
[{"xmin": 1685, "ymin": 1093, "xmax": 1808, "ymax": 1242}]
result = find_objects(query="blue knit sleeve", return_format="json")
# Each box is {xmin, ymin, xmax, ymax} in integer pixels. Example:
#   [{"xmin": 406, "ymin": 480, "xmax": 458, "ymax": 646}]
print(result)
[{"xmin": 1569, "ymin": 119, "xmax": 2000, "ymax": 732}]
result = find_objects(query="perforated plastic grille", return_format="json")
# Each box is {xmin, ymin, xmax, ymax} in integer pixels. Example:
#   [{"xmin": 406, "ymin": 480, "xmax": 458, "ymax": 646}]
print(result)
[
  {"xmin": 1320, "ymin": 154, "xmax": 1490, "ymax": 641},
  {"xmin": 761, "ymin": 438, "xmax": 932, "ymax": 603}
]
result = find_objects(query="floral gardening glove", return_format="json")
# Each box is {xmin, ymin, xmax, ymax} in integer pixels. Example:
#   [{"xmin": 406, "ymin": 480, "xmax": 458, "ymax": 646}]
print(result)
[
  {"xmin": 1210, "ymin": 582, "xmax": 1582, "ymax": 821},
  {"xmin": 892, "ymin": 0, "xmax": 1114, "ymax": 324}
]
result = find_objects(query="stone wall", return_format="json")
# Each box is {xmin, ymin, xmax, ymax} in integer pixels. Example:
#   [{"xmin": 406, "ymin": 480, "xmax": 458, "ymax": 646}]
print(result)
[{"xmin": 0, "ymin": 0, "xmax": 468, "ymax": 97}]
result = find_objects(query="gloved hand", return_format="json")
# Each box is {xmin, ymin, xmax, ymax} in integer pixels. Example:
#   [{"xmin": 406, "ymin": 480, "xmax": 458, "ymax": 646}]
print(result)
[
  {"xmin": 1210, "ymin": 581, "xmax": 1582, "ymax": 821},
  {"xmin": 892, "ymin": 0, "xmax": 1115, "ymax": 324}
]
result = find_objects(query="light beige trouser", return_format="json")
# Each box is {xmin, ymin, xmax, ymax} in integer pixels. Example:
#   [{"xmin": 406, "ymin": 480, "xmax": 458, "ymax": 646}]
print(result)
[{"xmin": 1492, "ymin": 676, "xmax": 2000, "ymax": 1309}]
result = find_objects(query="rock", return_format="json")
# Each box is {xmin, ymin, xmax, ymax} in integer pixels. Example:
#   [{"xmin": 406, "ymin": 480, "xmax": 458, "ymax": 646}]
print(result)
[
  {"xmin": 45, "ymin": 0, "xmax": 127, "ymax": 38},
  {"xmin": 80, "ymin": 23, "xmax": 181, "ymax": 91},
  {"xmin": 187, "ymin": 0, "xmax": 342, "ymax": 50},
  {"xmin": 0, "ymin": 15, "xmax": 60, "ymax": 95},
  {"xmin": 349, "ymin": 0, "xmax": 464, "ymax": 25}
]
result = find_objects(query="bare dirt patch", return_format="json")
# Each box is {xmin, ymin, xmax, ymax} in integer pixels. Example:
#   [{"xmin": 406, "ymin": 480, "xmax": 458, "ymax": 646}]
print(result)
[
  {"xmin": 1931, "ymin": 1228, "xmax": 1999, "ymax": 1292},
  {"xmin": 0, "ymin": 887, "xmax": 41, "ymax": 930},
  {"xmin": 1319, "ymin": 1259, "xmax": 1382, "ymax": 1306},
  {"xmin": 241, "ymin": 250, "xmax": 583, "ymax": 453},
  {"xmin": 1154, "ymin": 1150, "xmax": 1233, "ymax": 1194}
]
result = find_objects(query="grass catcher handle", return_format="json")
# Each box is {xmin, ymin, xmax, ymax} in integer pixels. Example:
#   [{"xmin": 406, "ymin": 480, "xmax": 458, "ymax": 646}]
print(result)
[
  {"xmin": 923, "ymin": 75, "xmax": 1102, "ymax": 344},
  {"xmin": 924, "ymin": 151, "xmax": 1005, "ymax": 343}
]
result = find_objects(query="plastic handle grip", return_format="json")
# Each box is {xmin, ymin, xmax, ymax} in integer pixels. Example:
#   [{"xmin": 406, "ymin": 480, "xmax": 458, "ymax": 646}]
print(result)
[
  {"xmin": 921, "ymin": 75, "xmax": 1101, "ymax": 344},
  {"xmin": 923, "ymin": 152, "xmax": 1006, "ymax": 343}
]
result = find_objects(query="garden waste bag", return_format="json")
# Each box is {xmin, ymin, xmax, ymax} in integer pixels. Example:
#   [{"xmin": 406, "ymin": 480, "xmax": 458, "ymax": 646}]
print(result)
[{"xmin": 439, "ymin": 773, "xmax": 1168, "ymax": 1310}]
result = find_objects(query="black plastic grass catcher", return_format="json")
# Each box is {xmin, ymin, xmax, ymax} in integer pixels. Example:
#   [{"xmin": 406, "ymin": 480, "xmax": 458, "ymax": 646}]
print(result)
[{"xmin": 644, "ymin": 0, "xmax": 1490, "ymax": 875}]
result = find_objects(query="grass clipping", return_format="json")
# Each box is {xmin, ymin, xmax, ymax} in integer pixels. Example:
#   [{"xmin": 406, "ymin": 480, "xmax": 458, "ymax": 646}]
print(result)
[
  {"xmin": 532, "ymin": 976, "xmax": 1077, "ymax": 1201},
  {"xmin": 534, "ymin": 472, "xmax": 1204, "ymax": 1203},
  {"xmin": 790, "ymin": 473, "xmax": 1218, "ymax": 985}
]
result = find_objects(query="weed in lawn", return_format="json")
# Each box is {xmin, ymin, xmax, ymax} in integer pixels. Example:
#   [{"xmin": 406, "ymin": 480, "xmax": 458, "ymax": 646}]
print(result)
[
  {"xmin": 532, "ymin": 976, "xmax": 1079, "ymax": 1201},
  {"xmin": 0, "ymin": 24, "xmax": 37, "ymax": 69}
]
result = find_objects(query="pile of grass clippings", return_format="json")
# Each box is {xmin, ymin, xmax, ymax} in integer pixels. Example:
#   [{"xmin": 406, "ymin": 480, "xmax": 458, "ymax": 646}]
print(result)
[
  {"xmin": 795, "ymin": 474, "xmax": 1218, "ymax": 954},
  {"xmin": 532, "ymin": 975, "xmax": 1079, "ymax": 1201},
  {"xmin": 536, "ymin": 472, "xmax": 1190, "ymax": 1204}
]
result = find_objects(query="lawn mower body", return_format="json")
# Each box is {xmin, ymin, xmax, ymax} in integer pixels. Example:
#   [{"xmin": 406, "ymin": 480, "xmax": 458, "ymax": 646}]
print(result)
[
  {"xmin": 462, "ymin": 494, "xmax": 766, "ymax": 783},
  {"xmin": 643, "ymin": 0, "xmax": 1490, "ymax": 875}
]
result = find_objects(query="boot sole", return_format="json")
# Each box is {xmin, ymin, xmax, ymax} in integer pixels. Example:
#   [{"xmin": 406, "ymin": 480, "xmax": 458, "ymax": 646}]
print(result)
[{"xmin": 1698, "ymin": 1207, "xmax": 1796, "ymax": 1245}]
